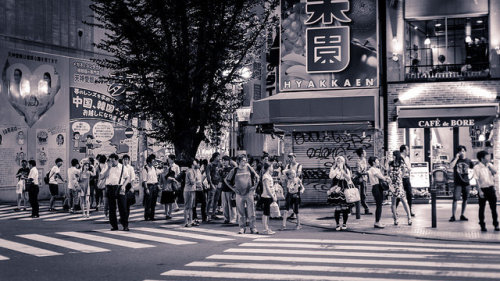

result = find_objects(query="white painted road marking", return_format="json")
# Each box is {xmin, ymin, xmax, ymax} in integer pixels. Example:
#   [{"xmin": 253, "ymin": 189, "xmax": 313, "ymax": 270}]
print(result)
[
  {"xmin": 18, "ymin": 234, "xmax": 109, "ymax": 253},
  {"xmin": 0, "ymin": 237, "xmax": 62, "ymax": 257},
  {"xmin": 58, "ymin": 231, "xmax": 155, "ymax": 249}
]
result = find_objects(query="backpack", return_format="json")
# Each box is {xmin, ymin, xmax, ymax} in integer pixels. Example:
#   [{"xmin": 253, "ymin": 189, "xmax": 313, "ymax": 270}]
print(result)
[
  {"xmin": 44, "ymin": 167, "xmax": 55, "ymax": 185},
  {"xmin": 229, "ymin": 167, "xmax": 257, "ymax": 189}
]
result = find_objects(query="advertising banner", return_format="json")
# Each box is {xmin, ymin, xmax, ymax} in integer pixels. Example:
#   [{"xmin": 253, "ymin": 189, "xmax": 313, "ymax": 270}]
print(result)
[
  {"xmin": 280, "ymin": 0, "xmax": 378, "ymax": 91},
  {"xmin": 35, "ymin": 126, "xmax": 67, "ymax": 179},
  {"xmin": 0, "ymin": 126, "xmax": 28, "ymax": 187},
  {"xmin": 69, "ymin": 59, "xmax": 137, "ymax": 161}
]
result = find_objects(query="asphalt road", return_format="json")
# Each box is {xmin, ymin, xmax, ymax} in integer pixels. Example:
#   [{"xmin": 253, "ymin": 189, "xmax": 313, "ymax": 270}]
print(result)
[{"xmin": 0, "ymin": 204, "xmax": 500, "ymax": 281}]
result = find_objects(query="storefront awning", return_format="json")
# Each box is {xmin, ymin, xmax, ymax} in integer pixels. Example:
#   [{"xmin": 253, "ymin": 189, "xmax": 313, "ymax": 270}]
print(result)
[
  {"xmin": 250, "ymin": 89, "xmax": 377, "ymax": 129},
  {"xmin": 397, "ymin": 104, "xmax": 498, "ymax": 128}
]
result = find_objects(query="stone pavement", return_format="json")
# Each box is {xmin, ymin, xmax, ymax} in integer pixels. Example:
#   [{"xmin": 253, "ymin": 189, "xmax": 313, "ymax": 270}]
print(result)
[{"xmin": 299, "ymin": 201, "xmax": 500, "ymax": 243}]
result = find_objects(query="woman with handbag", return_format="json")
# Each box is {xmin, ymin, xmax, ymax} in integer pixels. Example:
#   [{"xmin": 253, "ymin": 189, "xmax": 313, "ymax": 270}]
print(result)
[
  {"xmin": 327, "ymin": 156, "xmax": 355, "ymax": 231},
  {"xmin": 281, "ymin": 169, "xmax": 305, "ymax": 230},
  {"xmin": 160, "ymin": 170, "xmax": 178, "ymax": 220},
  {"xmin": 388, "ymin": 151, "xmax": 412, "ymax": 226},
  {"xmin": 260, "ymin": 163, "xmax": 276, "ymax": 235},
  {"xmin": 368, "ymin": 156, "xmax": 390, "ymax": 228}
]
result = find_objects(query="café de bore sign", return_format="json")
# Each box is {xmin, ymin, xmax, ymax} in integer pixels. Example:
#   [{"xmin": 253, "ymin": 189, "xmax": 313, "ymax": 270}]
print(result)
[{"xmin": 398, "ymin": 117, "xmax": 495, "ymax": 128}]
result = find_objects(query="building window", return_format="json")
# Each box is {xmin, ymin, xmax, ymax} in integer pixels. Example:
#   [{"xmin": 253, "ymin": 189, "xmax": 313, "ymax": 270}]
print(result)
[{"xmin": 405, "ymin": 16, "xmax": 489, "ymax": 81}]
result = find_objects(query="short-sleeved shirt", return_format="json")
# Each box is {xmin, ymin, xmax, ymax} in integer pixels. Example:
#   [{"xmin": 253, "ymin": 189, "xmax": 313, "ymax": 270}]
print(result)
[
  {"xmin": 16, "ymin": 167, "xmax": 30, "ymax": 181},
  {"xmin": 67, "ymin": 167, "xmax": 80, "ymax": 189},
  {"xmin": 454, "ymin": 158, "xmax": 473, "ymax": 186},
  {"xmin": 142, "ymin": 166, "xmax": 158, "ymax": 184},
  {"xmin": 368, "ymin": 166, "xmax": 384, "ymax": 185},
  {"xmin": 473, "ymin": 162, "xmax": 495, "ymax": 188},
  {"xmin": 104, "ymin": 163, "xmax": 129, "ymax": 186},
  {"xmin": 220, "ymin": 165, "xmax": 234, "ymax": 192},
  {"xmin": 49, "ymin": 165, "xmax": 60, "ymax": 184},
  {"xmin": 124, "ymin": 164, "xmax": 135, "ymax": 183},
  {"xmin": 28, "ymin": 167, "xmax": 39, "ymax": 185},
  {"xmin": 261, "ymin": 173, "xmax": 274, "ymax": 198}
]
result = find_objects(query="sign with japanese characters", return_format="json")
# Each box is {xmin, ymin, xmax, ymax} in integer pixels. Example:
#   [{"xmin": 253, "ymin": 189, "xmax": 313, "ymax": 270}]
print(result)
[
  {"xmin": 280, "ymin": 0, "xmax": 378, "ymax": 91},
  {"xmin": 70, "ymin": 87, "xmax": 122, "ymax": 122}
]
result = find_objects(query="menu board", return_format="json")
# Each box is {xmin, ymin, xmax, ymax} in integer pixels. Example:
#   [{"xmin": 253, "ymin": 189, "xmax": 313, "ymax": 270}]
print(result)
[{"xmin": 410, "ymin": 162, "xmax": 430, "ymax": 188}]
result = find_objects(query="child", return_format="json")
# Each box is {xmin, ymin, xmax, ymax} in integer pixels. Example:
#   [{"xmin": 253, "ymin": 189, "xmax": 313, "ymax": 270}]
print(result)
[
  {"xmin": 281, "ymin": 169, "xmax": 305, "ymax": 230},
  {"xmin": 160, "ymin": 170, "xmax": 178, "ymax": 219}
]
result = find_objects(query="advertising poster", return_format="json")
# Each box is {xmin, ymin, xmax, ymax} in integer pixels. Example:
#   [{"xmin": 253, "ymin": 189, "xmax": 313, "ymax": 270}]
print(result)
[
  {"xmin": 0, "ymin": 126, "xmax": 28, "ymax": 187},
  {"xmin": 1, "ymin": 51, "xmax": 63, "ymax": 127},
  {"xmin": 279, "ymin": 0, "xmax": 378, "ymax": 91},
  {"xmin": 69, "ymin": 59, "xmax": 137, "ymax": 162},
  {"xmin": 410, "ymin": 162, "xmax": 430, "ymax": 188},
  {"xmin": 35, "ymin": 125, "xmax": 67, "ymax": 178}
]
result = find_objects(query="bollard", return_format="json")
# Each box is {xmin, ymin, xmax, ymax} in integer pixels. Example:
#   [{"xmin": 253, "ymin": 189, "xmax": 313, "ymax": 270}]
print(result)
[{"xmin": 431, "ymin": 188, "xmax": 437, "ymax": 228}]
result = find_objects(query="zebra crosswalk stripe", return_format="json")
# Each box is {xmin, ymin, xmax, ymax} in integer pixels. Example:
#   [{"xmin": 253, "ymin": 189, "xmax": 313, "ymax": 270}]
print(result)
[
  {"xmin": 224, "ymin": 248, "xmax": 437, "ymax": 259},
  {"xmin": 255, "ymin": 238, "xmax": 500, "ymax": 250},
  {"xmin": 0, "ymin": 211, "xmax": 50, "ymax": 220},
  {"xmin": 19, "ymin": 212, "xmax": 70, "ymax": 221},
  {"xmin": 57, "ymin": 231, "xmax": 155, "ymax": 249},
  {"xmin": 134, "ymin": 227, "xmax": 233, "ymax": 242},
  {"xmin": 0, "ymin": 254, "xmax": 9, "ymax": 261},
  {"xmin": 186, "ymin": 261, "xmax": 500, "ymax": 280},
  {"xmin": 0, "ymin": 237, "xmax": 62, "ymax": 257},
  {"xmin": 94, "ymin": 229, "xmax": 197, "ymax": 245},
  {"xmin": 238, "ymin": 242, "xmax": 499, "ymax": 255},
  {"xmin": 161, "ymin": 225, "xmax": 261, "ymax": 239},
  {"xmin": 160, "ymin": 269, "xmax": 425, "ymax": 281},
  {"xmin": 44, "ymin": 213, "xmax": 85, "ymax": 221},
  {"xmin": 18, "ymin": 234, "xmax": 109, "ymax": 253}
]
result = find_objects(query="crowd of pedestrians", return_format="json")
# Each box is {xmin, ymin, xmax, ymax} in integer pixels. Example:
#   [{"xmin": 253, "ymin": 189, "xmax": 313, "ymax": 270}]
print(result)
[{"xmin": 12, "ymin": 144, "xmax": 500, "ymax": 233}]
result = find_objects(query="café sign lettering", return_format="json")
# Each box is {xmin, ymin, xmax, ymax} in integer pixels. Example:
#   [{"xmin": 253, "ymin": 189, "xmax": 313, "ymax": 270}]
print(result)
[{"xmin": 398, "ymin": 117, "xmax": 488, "ymax": 128}]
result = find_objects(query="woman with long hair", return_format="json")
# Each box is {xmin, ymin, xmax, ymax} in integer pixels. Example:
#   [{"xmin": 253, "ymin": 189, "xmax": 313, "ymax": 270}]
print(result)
[
  {"xmin": 388, "ymin": 151, "xmax": 412, "ymax": 226},
  {"xmin": 79, "ymin": 160, "xmax": 94, "ymax": 218},
  {"xmin": 328, "ymin": 156, "xmax": 354, "ymax": 231}
]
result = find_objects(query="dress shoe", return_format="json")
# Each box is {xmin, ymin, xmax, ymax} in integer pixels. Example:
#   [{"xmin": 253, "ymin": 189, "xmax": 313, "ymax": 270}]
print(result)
[
  {"xmin": 123, "ymin": 227, "xmax": 129, "ymax": 231},
  {"xmin": 460, "ymin": 215, "xmax": 468, "ymax": 221},
  {"xmin": 111, "ymin": 227, "xmax": 119, "ymax": 231}
]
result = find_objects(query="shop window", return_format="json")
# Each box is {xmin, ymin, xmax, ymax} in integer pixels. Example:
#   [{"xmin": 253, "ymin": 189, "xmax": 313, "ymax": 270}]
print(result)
[
  {"xmin": 405, "ymin": 16, "xmax": 489, "ymax": 81},
  {"xmin": 469, "ymin": 124, "xmax": 494, "ymax": 148}
]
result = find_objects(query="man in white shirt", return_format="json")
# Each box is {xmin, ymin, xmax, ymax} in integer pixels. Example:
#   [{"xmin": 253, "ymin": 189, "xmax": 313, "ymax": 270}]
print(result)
[
  {"xmin": 48, "ymin": 158, "xmax": 64, "ymax": 211},
  {"xmin": 27, "ymin": 160, "xmax": 40, "ymax": 218},
  {"xmin": 100, "ymin": 153, "xmax": 130, "ymax": 231},
  {"xmin": 142, "ymin": 155, "xmax": 159, "ymax": 221},
  {"xmin": 66, "ymin": 159, "xmax": 81, "ymax": 213},
  {"xmin": 473, "ymin": 150, "xmax": 499, "ymax": 232}
]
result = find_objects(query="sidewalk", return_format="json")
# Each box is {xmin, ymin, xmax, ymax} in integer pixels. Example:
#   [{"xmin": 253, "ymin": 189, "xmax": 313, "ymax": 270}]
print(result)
[{"xmin": 299, "ymin": 201, "xmax": 500, "ymax": 243}]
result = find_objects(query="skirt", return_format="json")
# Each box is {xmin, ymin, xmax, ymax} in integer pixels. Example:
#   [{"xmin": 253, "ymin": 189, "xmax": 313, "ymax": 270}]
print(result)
[{"xmin": 160, "ymin": 191, "xmax": 175, "ymax": 204}]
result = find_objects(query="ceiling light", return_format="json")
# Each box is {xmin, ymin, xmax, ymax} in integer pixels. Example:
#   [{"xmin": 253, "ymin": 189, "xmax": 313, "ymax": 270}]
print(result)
[
  {"xmin": 435, "ymin": 23, "xmax": 442, "ymax": 27},
  {"xmin": 477, "ymin": 20, "xmax": 483, "ymax": 24},
  {"xmin": 424, "ymin": 37, "xmax": 431, "ymax": 45},
  {"xmin": 414, "ymin": 26, "xmax": 418, "ymax": 30}
]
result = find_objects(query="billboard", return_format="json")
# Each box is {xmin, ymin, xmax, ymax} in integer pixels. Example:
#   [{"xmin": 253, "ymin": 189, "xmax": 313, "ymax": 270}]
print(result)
[{"xmin": 280, "ymin": 0, "xmax": 378, "ymax": 91}]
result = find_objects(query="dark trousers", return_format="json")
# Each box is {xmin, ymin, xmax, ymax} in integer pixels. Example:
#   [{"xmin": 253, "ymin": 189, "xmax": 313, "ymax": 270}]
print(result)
[
  {"xmin": 335, "ymin": 209, "xmax": 349, "ymax": 224},
  {"xmin": 193, "ymin": 190, "xmax": 207, "ymax": 221},
  {"xmin": 358, "ymin": 181, "xmax": 369, "ymax": 211},
  {"xmin": 479, "ymin": 186, "xmax": 498, "ymax": 227},
  {"xmin": 28, "ymin": 184, "xmax": 39, "ymax": 217},
  {"xmin": 106, "ymin": 185, "xmax": 128, "ymax": 228},
  {"xmin": 372, "ymin": 184, "xmax": 384, "ymax": 222},
  {"xmin": 144, "ymin": 184, "xmax": 159, "ymax": 220},
  {"xmin": 95, "ymin": 188, "xmax": 104, "ymax": 207},
  {"xmin": 396, "ymin": 177, "xmax": 412, "ymax": 211}
]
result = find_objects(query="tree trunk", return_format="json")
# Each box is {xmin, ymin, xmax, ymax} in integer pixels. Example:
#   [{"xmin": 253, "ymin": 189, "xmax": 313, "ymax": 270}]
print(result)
[{"xmin": 173, "ymin": 131, "xmax": 204, "ymax": 166}]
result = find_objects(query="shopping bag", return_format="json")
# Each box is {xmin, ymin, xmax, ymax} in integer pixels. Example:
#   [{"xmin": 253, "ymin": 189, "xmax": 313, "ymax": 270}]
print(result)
[
  {"xmin": 344, "ymin": 186, "xmax": 361, "ymax": 203},
  {"xmin": 270, "ymin": 202, "xmax": 281, "ymax": 218}
]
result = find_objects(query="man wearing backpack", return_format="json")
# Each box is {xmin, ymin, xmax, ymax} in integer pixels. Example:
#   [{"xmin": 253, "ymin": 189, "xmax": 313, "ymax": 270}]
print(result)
[
  {"xmin": 225, "ymin": 154, "xmax": 260, "ymax": 234},
  {"xmin": 47, "ymin": 158, "xmax": 64, "ymax": 211}
]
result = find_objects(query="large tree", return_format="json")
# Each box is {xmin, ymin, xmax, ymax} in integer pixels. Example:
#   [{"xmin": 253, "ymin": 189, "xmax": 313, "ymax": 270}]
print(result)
[{"xmin": 88, "ymin": 0, "xmax": 277, "ymax": 161}]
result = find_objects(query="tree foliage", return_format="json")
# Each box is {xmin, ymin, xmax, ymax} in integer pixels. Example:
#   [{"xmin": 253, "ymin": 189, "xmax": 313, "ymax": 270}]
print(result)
[{"xmin": 88, "ymin": 0, "xmax": 278, "ymax": 161}]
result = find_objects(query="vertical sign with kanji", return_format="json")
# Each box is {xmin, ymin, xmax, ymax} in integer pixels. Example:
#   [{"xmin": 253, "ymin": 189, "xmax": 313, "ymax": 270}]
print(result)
[
  {"xmin": 305, "ymin": 0, "xmax": 351, "ymax": 73},
  {"xmin": 280, "ymin": 0, "xmax": 378, "ymax": 91}
]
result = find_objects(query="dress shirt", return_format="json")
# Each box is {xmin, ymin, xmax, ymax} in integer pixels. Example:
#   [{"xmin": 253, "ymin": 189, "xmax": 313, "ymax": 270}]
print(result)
[
  {"xmin": 104, "ymin": 163, "xmax": 129, "ymax": 185},
  {"xmin": 28, "ymin": 167, "xmax": 39, "ymax": 185},
  {"xmin": 473, "ymin": 162, "xmax": 495, "ymax": 188}
]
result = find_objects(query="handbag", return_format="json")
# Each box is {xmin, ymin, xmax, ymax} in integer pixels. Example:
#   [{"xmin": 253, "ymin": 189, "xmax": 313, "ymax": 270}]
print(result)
[
  {"xmin": 126, "ymin": 190, "xmax": 136, "ymax": 205},
  {"xmin": 270, "ymin": 202, "xmax": 281, "ymax": 218},
  {"xmin": 344, "ymin": 184, "xmax": 361, "ymax": 203},
  {"xmin": 274, "ymin": 183, "xmax": 285, "ymax": 200},
  {"xmin": 114, "ymin": 165, "xmax": 125, "ymax": 197},
  {"xmin": 380, "ymin": 180, "xmax": 390, "ymax": 191}
]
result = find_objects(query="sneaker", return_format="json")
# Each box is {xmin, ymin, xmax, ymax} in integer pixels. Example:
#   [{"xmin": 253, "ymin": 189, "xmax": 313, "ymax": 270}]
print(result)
[
  {"xmin": 250, "ymin": 228, "xmax": 259, "ymax": 234},
  {"xmin": 335, "ymin": 225, "xmax": 341, "ymax": 231},
  {"xmin": 411, "ymin": 212, "xmax": 416, "ymax": 217},
  {"xmin": 495, "ymin": 226, "xmax": 500, "ymax": 231},
  {"xmin": 295, "ymin": 225, "xmax": 302, "ymax": 230},
  {"xmin": 341, "ymin": 224, "xmax": 347, "ymax": 230},
  {"xmin": 123, "ymin": 227, "xmax": 129, "ymax": 231},
  {"xmin": 238, "ymin": 228, "xmax": 245, "ymax": 234},
  {"xmin": 191, "ymin": 221, "xmax": 200, "ymax": 226},
  {"xmin": 184, "ymin": 223, "xmax": 191, "ymax": 227},
  {"xmin": 211, "ymin": 215, "xmax": 220, "ymax": 220},
  {"xmin": 374, "ymin": 222, "xmax": 385, "ymax": 229},
  {"xmin": 394, "ymin": 219, "xmax": 399, "ymax": 226},
  {"xmin": 279, "ymin": 226, "xmax": 286, "ymax": 231},
  {"xmin": 460, "ymin": 215, "xmax": 468, "ymax": 221},
  {"xmin": 449, "ymin": 216, "xmax": 456, "ymax": 222},
  {"xmin": 408, "ymin": 219, "xmax": 412, "ymax": 226}
]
